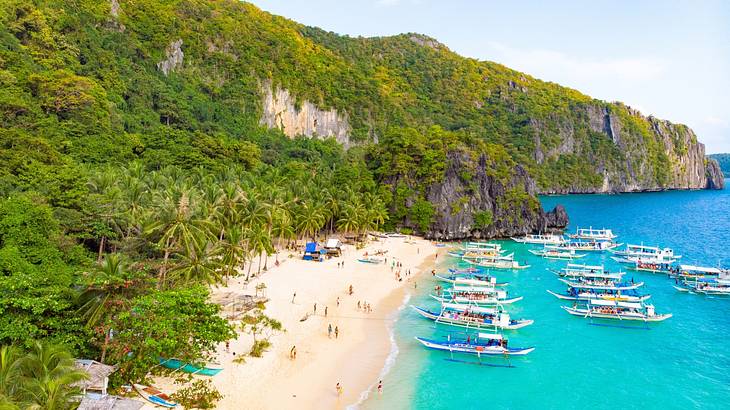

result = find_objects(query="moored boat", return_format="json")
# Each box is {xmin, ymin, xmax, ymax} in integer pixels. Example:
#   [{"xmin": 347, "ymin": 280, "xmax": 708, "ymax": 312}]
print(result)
[
  {"xmin": 673, "ymin": 264, "xmax": 723, "ymax": 279},
  {"xmin": 411, "ymin": 303, "xmax": 533, "ymax": 330},
  {"xmin": 467, "ymin": 257, "xmax": 530, "ymax": 270},
  {"xmin": 550, "ymin": 263, "xmax": 625, "ymax": 281},
  {"xmin": 434, "ymin": 273, "xmax": 508, "ymax": 287},
  {"xmin": 561, "ymin": 300, "xmax": 671, "ymax": 322},
  {"xmin": 674, "ymin": 276, "xmax": 730, "ymax": 296},
  {"xmin": 610, "ymin": 243, "xmax": 681, "ymax": 260},
  {"xmin": 529, "ymin": 247, "xmax": 587, "ymax": 260},
  {"xmin": 568, "ymin": 227, "xmax": 617, "ymax": 241},
  {"xmin": 357, "ymin": 257, "xmax": 384, "ymax": 264},
  {"xmin": 547, "ymin": 288, "xmax": 650, "ymax": 302},
  {"xmin": 558, "ymin": 277, "xmax": 643, "ymax": 291},
  {"xmin": 555, "ymin": 240, "xmax": 621, "ymax": 252},
  {"xmin": 415, "ymin": 333, "xmax": 534, "ymax": 356},
  {"xmin": 134, "ymin": 384, "xmax": 177, "ymax": 408},
  {"xmin": 624, "ymin": 260, "xmax": 677, "ymax": 274},
  {"xmin": 511, "ymin": 234, "xmax": 566, "ymax": 245},
  {"xmin": 431, "ymin": 285, "xmax": 522, "ymax": 305},
  {"xmin": 448, "ymin": 267, "xmax": 484, "ymax": 275}
]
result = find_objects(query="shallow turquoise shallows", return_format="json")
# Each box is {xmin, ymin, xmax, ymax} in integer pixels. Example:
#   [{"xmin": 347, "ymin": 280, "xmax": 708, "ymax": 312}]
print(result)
[{"xmin": 363, "ymin": 183, "xmax": 730, "ymax": 410}]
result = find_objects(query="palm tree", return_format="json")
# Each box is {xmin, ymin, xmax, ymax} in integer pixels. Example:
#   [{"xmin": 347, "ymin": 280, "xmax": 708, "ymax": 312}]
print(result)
[
  {"xmin": 295, "ymin": 202, "xmax": 325, "ymax": 242},
  {"xmin": 0, "ymin": 346, "xmax": 22, "ymax": 404},
  {"xmin": 18, "ymin": 342, "xmax": 88, "ymax": 410},
  {"xmin": 246, "ymin": 225, "xmax": 274, "ymax": 279},
  {"xmin": 167, "ymin": 232, "xmax": 224, "ymax": 285},
  {"xmin": 217, "ymin": 224, "xmax": 248, "ymax": 283},
  {"xmin": 76, "ymin": 254, "xmax": 143, "ymax": 363},
  {"xmin": 145, "ymin": 188, "xmax": 210, "ymax": 287}
]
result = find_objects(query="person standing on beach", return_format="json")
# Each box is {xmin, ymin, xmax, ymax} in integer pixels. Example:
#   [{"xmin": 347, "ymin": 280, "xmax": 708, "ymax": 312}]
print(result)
[
  {"xmin": 336, "ymin": 382, "xmax": 343, "ymax": 396},
  {"xmin": 335, "ymin": 326, "xmax": 339, "ymax": 339},
  {"xmin": 314, "ymin": 303, "xmax": 317, "ymax": 314},
  {"xmin": 290, "ymin": 345, "xmax": 297, "ymax": 359},
  {"xmin": 325, "ymin": 306, "xmax": 328, "ymax": 317},
  {"xmin": 336, "ymin": 297, "xmax": 340, "ymax": 307},
  {"xmin": 378, "ymin": 380, "xmax": 383, "ymax": 394},
  {"xmin": 328, "ymin": 324, "xmax": 333, "ymax": 338},
  {"xmin": 357, "ymin": 300, "xmax": 361, "ymax": 310},
  {"xmin": 291, "ymin": 292, "xmax": 296, "ymax": 303}
]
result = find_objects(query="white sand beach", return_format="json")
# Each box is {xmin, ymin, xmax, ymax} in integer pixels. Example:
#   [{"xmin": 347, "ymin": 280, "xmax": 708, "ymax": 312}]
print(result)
[{"xmin": 146, "ymin": 235, "xmax": 438, "ymax": 409}]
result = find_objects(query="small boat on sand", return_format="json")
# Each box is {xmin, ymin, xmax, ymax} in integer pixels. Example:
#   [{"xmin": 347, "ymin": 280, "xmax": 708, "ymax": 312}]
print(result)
[
  {"xmin": 134, "ymin": 384, "xmax": 177, "ymax": 408},
  {"xmin": 357, "ymin": 257, "xmax": 383, "ymax": 264},
  {"xmin": 415, "ymin": 333, "xmax": 534, "ymax": 356},
  {"xmin": 158, "ymin": 358, "xmax": 223, "ymax": 376}
]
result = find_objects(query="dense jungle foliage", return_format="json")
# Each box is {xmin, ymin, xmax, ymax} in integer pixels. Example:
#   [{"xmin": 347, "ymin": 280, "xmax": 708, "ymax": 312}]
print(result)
[{"xmin": 708, "ymin": 153, "xmax": 730, "ymax": 175}]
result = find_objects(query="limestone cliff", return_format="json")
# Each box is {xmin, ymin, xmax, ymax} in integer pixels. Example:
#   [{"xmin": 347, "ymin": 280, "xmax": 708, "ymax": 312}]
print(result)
[
  {"xmin": 532, "ymin": 103, "xmax": 721, "ymax": 193},
  {"xmin": 705, "ymin": 159, "xmax": 725, "ymax": 189},
  {"xmin": 392, "ymin": 151, "xmax": 568, "ymax": 240},
  {"xmin": 259, "ymin": 81, "xmax": 351, "ymax": 148}
]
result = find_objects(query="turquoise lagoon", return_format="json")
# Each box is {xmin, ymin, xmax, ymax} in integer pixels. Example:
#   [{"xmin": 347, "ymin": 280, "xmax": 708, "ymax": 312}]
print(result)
[{"xmin": 363, "ymin": 182, "xmax": 730, "ymax": 410}]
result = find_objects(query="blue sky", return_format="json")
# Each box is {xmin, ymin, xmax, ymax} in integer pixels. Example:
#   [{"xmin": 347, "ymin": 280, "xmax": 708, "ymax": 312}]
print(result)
[{"xmin": 249, "ymin": 0, "xmax": 730, "ymax": 153}]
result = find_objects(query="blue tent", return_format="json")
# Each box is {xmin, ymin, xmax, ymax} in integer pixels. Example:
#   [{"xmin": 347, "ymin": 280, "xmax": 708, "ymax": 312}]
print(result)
[{"xmin": 303, "ymin": 242, "xmax": 322, "ymax": 261}]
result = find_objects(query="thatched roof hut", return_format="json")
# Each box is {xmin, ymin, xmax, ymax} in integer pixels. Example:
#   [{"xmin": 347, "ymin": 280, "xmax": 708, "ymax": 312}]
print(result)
[
  {"xmin": 77, "ymin": 393, "xmax": 144, "ymax": 410},
  {"xmin": 74, "ymin": 359, "xmax": 116, "ymax": 395}
]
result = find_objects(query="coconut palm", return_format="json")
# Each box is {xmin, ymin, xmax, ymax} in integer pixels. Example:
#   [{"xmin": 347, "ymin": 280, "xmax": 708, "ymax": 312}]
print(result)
[
  {"xmin": 0, "ymin": 346, "xmax": 22, "ymax": 404},
  {"xmin": 295, "ymin": 201, "xmax": 325, "ymax": 242},
  {"xmin": 167, "ymin": 232, "xmax": 224, "ymax": 285},
  {"xmin": 246, "ymin": 225, "xmax": 274, "ymax": 279},
  {"xmin": 18, "ymin": 342, "xmax": 88, "ymax": 410},
  {"xmin": 217, "ymin": 224, "xmax": 248, "ymax": 283}
]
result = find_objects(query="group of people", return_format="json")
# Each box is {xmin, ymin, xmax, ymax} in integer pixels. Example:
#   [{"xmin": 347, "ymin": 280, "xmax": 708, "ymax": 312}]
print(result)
[
  {"xmin": 327, "ymin": 323, "xmax": 340, "ymax": 339},
  {"xmin": 357, "ymin": 300, "xmax": 373, "ymax": 313}
]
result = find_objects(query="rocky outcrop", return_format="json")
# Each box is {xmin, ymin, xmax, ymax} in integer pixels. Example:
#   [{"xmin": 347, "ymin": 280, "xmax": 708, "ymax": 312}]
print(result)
[
  {"xmin": 705, "ymin": 159, "xmax": 725, "ymax": 189},
  {"xmin": 399, "ymin": 151, "xmax": 568, "ymax": 240},
  {"xmin": 259, "ymin": 81, "xmax": 351, "ymax": 147},
  {"xmin": 533, "ymin": 103, "xmax": 720, "ymax": 193},
  {"xmin": 157, "ymin": 39, "xmax": 184, "ymax": 76}
]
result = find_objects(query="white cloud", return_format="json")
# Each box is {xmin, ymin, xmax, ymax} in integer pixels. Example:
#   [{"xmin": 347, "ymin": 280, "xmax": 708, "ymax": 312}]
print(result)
[
  {"xmin": 703, "ymin": 116, "xmax": 729, "ymax": 127},
  {"xmin": 486, "ymin": 41, "xmax": 665, "ymax": 82}
]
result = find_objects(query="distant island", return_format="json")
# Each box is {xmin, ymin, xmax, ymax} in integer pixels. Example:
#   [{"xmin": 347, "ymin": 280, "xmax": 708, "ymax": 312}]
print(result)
[{"xmin": 708, "ymin": 153, "xmax": 730, "ymax": 175}]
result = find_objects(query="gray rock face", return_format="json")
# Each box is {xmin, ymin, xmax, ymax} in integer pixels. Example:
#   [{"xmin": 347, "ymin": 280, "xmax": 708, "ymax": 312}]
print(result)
[
  {"xmin": 534, "ymin": 103, "xmax": 717, "ymax": 193},
  {"xmin": 259, "ymin": 80, "xmax": 351, "ymax": 147},
  {"xmin": 399, "ymin": 151, "xmax": 568, "ymax": 240},
  {"xmin": 705, "ymin": 159, "xmax": 725, "ymax": 189},
  {"xmin": 157, "ymin": 39, "xmax": 184, "ymax": 76}
]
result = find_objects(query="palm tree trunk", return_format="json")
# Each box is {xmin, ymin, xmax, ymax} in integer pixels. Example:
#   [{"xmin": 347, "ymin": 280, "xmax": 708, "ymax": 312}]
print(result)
[
  {"xmin": 257, "ymin": 252, "xmax": 263, "ymax": 274},
  {"xmin": 158, "ymin": 237, "xmax": 172, "ymax": 289},
  {"xmin": 100, "ymin": 330, "xmax": 110, "ymax": 364},
  {"xmin": 97, "ymin": 236, "xmax": 106, "ymax": 264}
]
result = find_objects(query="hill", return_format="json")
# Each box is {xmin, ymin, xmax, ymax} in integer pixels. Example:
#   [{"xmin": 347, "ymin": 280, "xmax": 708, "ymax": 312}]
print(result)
[{"xmin": 708, "ymin": 153, "xmax": 730, "ymax": 175}]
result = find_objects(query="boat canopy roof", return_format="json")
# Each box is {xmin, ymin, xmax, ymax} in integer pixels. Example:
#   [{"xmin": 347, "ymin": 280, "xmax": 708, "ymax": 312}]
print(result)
[
  {"xmin": 478, "ymin": 333, "xmax": 503, "ymax": 340},
  {"xmin": 566, "ymin": 263, "xmax": 604, "ymax": 271},
  {"xmin": 589, "ymin": 300, "xmax": 642, "ymax": 309},
  {"xmin": 680, "ymin": 265, "xmax": 722, "ymax": 274},
  {"xmin": 450, "ymin": 285, "xmax": 497, "ymax": 292},
  {"xmin": 442, "ymin": 302, "xmax": 498, "ymax": 314}
]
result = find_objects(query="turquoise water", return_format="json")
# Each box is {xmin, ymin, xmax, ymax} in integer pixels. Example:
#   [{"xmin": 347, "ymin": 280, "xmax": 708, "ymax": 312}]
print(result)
[{"xmin": 364, "ymin": 183, "xmax": 730, "ymax": 410}]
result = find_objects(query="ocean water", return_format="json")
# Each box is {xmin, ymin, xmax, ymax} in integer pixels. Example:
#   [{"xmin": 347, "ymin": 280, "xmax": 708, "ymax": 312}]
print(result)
[{"xmin": 363, "ymin": 183, "xmax": 730, "ymax": 410}]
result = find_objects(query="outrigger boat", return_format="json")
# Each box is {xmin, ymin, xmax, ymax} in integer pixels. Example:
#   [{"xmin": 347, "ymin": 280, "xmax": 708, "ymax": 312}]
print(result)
[
  {"xmin": 510, "ymin": 234, "xmax": 566, "ymax": 245},
  {"xmin": 569, "ymin": 227, "xmax": 617, "ymax": 241},
  {"xmin": 625, "ymin": 260, "xmax": 677, "ymax": 274},
  {"xmin": 357, "ymin": 257, "xmax": 384, "ymax": 264},
  {"xmin": 431, "ymin": 285, "xmax": 523, "ymax": 305},
  {"xmin": 611, "ymin": 254, "xmax": 678, "ymax": 265},
  {"xmin": 158, "ymin": 358, "xmax": 223, "ymax": 376},
  {"xmin": 529, "ymin": 247, "xmax": 587, "ymax": 260},
  {"xmin": 672, "ymin": 264, "xmax": 723, "ymax": 280},
  {"xmin": 610, "ymin": 243, "xmax": 681, "ymax": 260},
  {"xmin": 467, "ymin": 256, "xmax": 530, "ymax": 270},
  {"xmin": 435, "ymin": 273, "xmax": 508, "ymax": 287},
  {"xmin": 448, "ymin": 267, "xmax": 483, "ymax": 275},
  {"xmin": 411, "ymin": 303, "xmax": 533, "ymax": 330},
  {"xmin": 415, "ymin": 333, "xmax": 534, "ymax": 356},
  {"xmin": 558, "ymin": 277, "xmax": 644, "ymax": 291},
  {"xmin": 674, "ymin": 277, "xmax": 730, "ymax": 296},
  {"xmin": 134, "ymin": 384, "xmax": 177, "ymax": 408},
  {"xmin": 547, "ymin": 287, "xmax": 650, "ymax": 302},
  {"xmin": 562, "ymin": 300, "xmax": 672, "ymax": 322},
  {"xmin": 555, "ymin": 240, "xmax": 621, "ymax": 252},
  {"xmin": 449, "ymin": 242, "xmax": 507, "ymax": 259},
  {"xmin": 549, "ymin": 264, "xmax": 625, "ymax": 281}
]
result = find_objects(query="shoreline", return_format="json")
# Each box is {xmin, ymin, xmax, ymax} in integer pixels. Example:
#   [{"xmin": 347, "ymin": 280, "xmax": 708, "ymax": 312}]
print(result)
[{"xmin": 145, "ymin": 235, "xmax": 437, "ymax": 409}]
